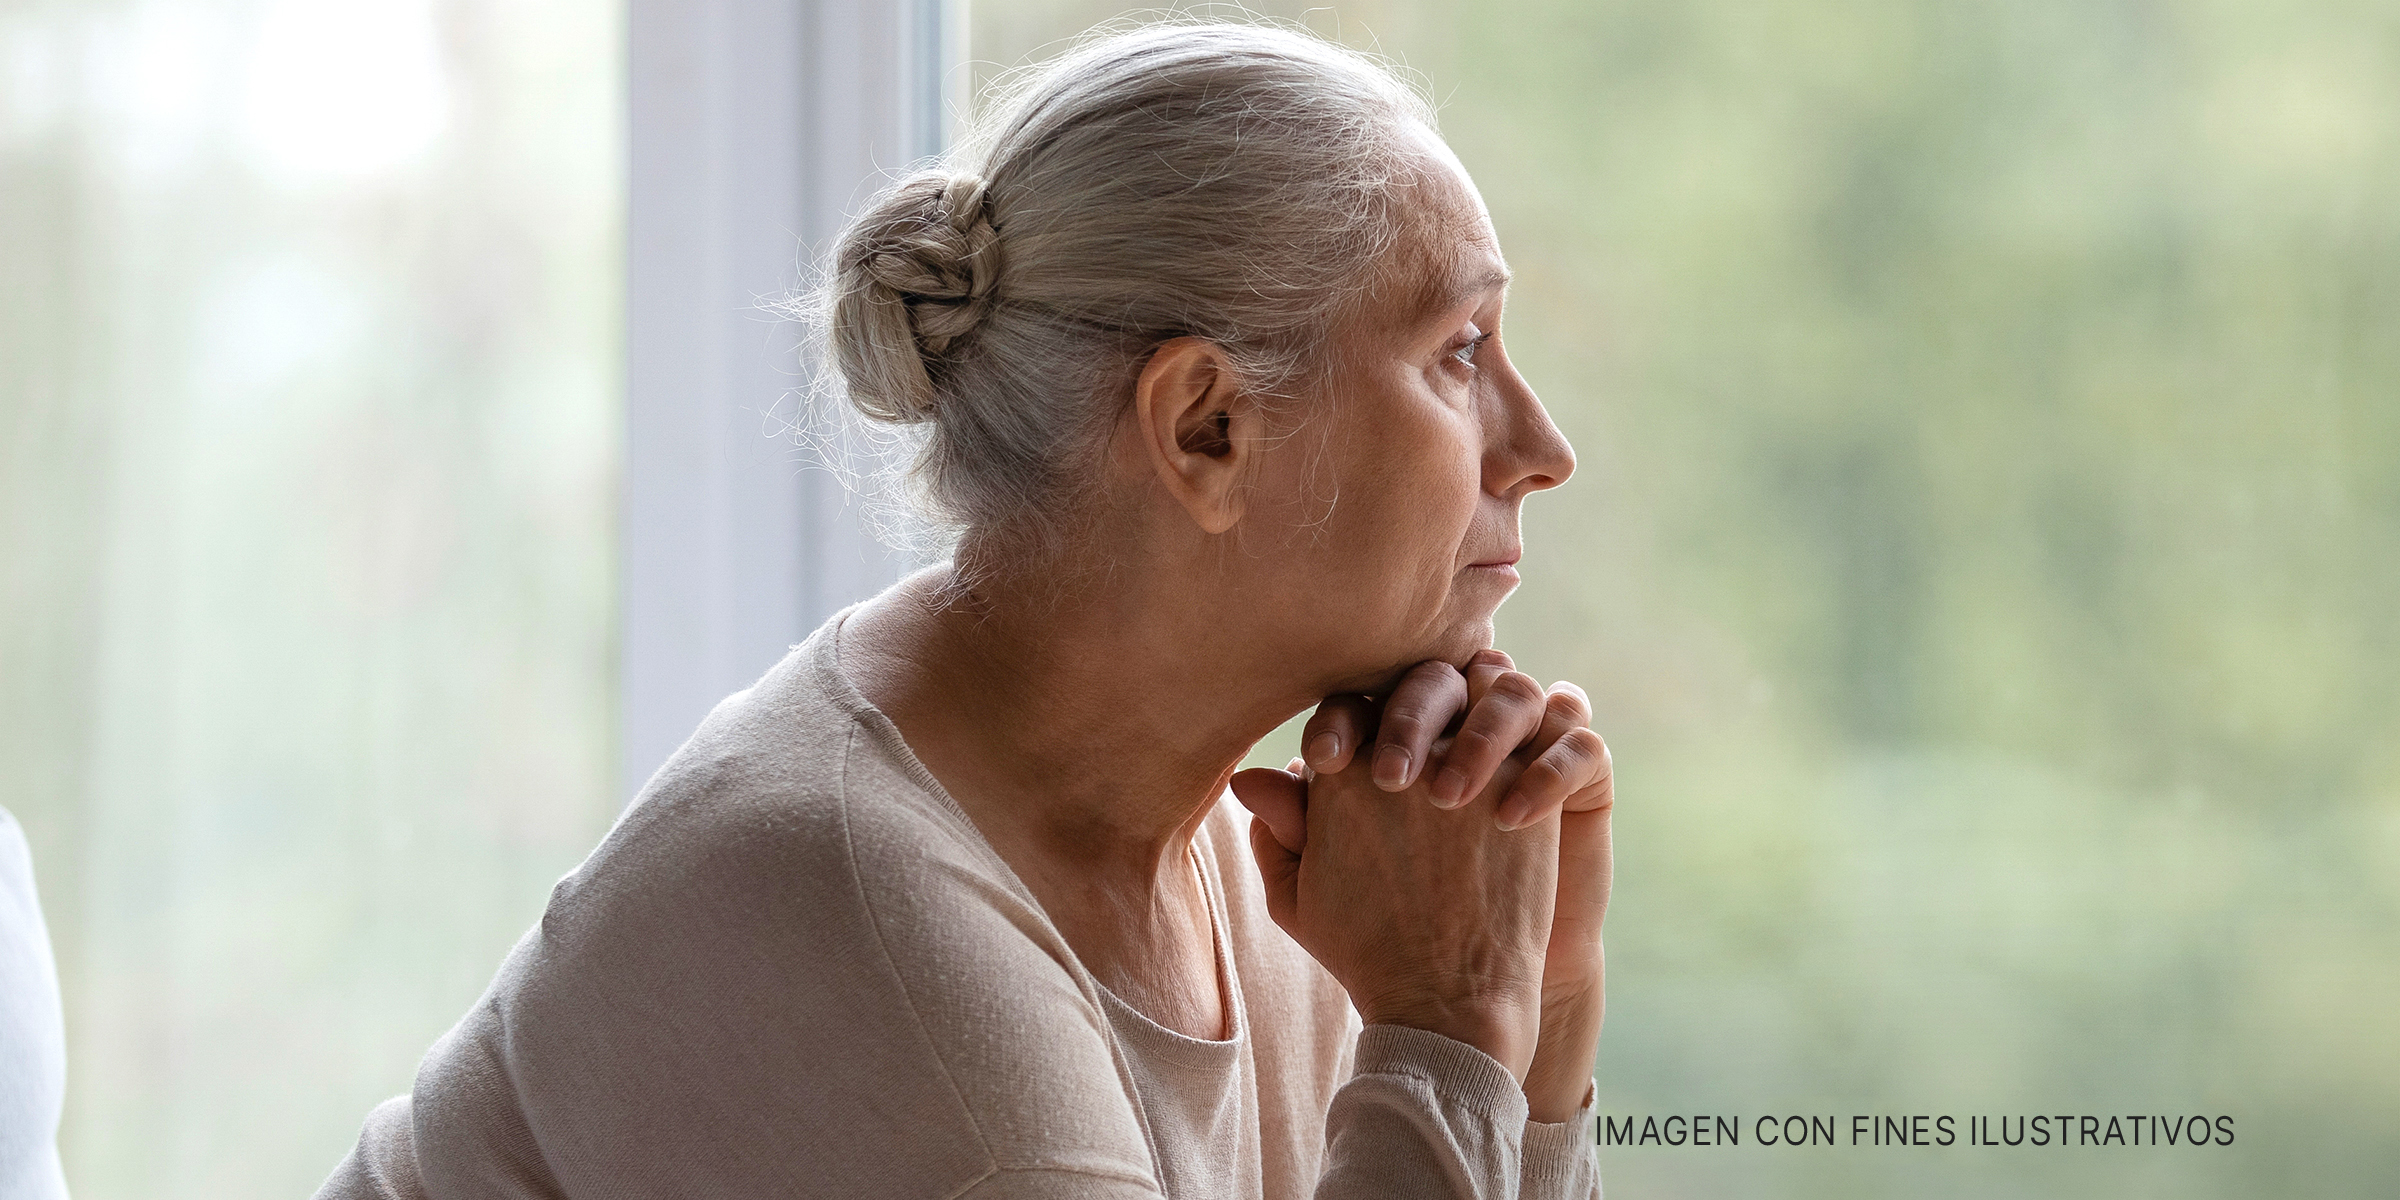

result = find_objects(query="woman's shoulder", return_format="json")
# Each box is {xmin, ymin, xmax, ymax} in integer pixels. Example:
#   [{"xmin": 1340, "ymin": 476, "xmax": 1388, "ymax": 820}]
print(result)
[
  {"xmin": 600, "ymin": 642, "xmax": 934, "ymax": 859},
  {"xmin": 403, "ymin": 623, "xmax": 1153, "ymax": 1194},
  {"xmin": 543, "ymin": 621, "xmax": 1069, "ymax": 992}
]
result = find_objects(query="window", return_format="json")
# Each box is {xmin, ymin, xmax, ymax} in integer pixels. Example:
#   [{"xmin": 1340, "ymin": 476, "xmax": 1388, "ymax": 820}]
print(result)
[
  {"xmin": 964, "ymin": 3, "xmax": 2398, "ymax": 1197},
  {"xmin": 1, "ymin": 1, "xmax": 953, "ymax": 1192}
]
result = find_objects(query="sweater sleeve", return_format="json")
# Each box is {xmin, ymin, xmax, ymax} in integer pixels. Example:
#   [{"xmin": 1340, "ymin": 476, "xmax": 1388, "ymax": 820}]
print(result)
[
  {"xmin": 1520, "ymin": 1082, "xmax": 1602, "ymax": 1200},
  {"xmin": 1315, "ymin": 1025, "xmax": 1527, "ymax": 1198},
  {"xmin": 957, "ymin": 1167, "xmax": 1164, "ymax": 1198},
  {"xmin": 1313, "ymin": 1027, "xmax": 1601, "ymax": 1200},
  {"xmin": 314, "ymin": 1096, "xmax": 430, "ymax": 1200}
]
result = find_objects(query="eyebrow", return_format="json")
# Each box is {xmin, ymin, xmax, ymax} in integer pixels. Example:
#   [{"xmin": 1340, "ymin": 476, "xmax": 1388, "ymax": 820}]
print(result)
[{"xmin": 1418, "ymin": 263, "xmax": 1512, "ymax": 327}]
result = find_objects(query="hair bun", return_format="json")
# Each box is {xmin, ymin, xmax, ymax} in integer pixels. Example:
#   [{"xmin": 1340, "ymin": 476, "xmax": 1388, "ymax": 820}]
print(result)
[
  {"xmin": 864, "ymin": 172, "xmax": 1002, "ymax": 355},
  {"xmin": 831, "ymin": 171, "xmax": 1004, "ymax": 423}
]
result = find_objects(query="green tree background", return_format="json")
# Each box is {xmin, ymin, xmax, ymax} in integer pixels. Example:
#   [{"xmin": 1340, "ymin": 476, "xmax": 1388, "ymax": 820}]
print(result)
[{"xmin": 983, "ymin": 2, "xmax": 2400, "ymax": 1195}]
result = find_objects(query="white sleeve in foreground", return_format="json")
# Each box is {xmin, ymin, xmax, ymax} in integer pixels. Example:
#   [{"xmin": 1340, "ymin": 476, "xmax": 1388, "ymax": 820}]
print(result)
[{"xmin": 0, "ymin": 808, "xmax": 70, "ymax": 1200}]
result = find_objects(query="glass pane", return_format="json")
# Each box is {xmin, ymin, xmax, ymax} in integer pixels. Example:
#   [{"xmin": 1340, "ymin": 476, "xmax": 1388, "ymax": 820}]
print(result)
[
  {"xmin": 0, "ymin": 1, "xmax": 620, "ymax": 1194},
  {"xmin": 968, "ymin": 4, "xmax": 2398, "ymax": 1196}
]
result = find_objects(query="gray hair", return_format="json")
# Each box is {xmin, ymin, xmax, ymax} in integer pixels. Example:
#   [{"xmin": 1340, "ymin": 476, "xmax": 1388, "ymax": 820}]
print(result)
[{"xmin": 804, "ymin": 21, "xmax": 1440, "ymax": 570}]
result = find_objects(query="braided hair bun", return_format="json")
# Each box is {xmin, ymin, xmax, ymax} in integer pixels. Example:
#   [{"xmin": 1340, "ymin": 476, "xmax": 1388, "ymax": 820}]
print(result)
[{"xmin": 830, "ymin": 171, "xmax": 1001, "ymax": 424}]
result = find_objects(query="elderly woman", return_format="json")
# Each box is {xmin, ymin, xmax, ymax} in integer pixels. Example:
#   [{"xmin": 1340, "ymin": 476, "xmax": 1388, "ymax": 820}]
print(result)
[{"xmin": 322, "ymin": 21, "xmax": 1614, "ymax": 1200}]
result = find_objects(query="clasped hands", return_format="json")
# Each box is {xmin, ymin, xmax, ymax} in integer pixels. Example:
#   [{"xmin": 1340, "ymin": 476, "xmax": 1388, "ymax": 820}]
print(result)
[{"xmin": 1229, "ymin": 649, "xmax": 1614, "ymax": 1124}]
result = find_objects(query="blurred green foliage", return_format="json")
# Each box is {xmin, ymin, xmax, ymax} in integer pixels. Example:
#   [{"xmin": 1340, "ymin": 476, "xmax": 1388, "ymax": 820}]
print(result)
[
  {"xmin": 981, "ymin": 2, "xmax": 2400, "ymax": 1195},
  {"xmin": 0, "ymin": 2, "xmax": 619, "ymax": 1196}
]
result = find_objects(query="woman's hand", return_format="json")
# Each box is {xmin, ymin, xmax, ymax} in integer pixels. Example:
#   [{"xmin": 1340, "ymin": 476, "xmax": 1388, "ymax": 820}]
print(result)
[
  {"xmin": 1518, "ymin": 683, "xmax": 1612, "ymax": 1123},
  {"xmin": 1242, "ymin": 650, "xmax": 1615, "ymax": 1122},
  {"xmin": 1299, "ymin": 650, "xmax": 1612, "ymax": 832},
  {"xmin": 1230, "ymin": 737, "xmax": 1558, "ymax": 1081}
]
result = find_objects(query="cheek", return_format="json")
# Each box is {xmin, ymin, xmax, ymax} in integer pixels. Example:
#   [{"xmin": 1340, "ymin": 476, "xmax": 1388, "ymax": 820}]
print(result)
[
  {"xmin": 1240, "ymin": 377, "xmax": 1485, "ymax": 664},
  {"xmin": 1331, "ymin": 408, "xmax": 1483, "ymax": 618}
]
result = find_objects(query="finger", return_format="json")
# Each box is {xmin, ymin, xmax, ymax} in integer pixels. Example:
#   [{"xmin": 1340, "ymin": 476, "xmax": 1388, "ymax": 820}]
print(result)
[
  {"xmin": 1497, "ymin": 726, "xmax": 1611, "ymax": 831},
  {"xmin": 1558, "ymin": 727, "xmax": 1614, "ymax": 816},
  {"xmin": 1230, "ymin": 766, "xmax": 1309, "ymax": 854},
  {"xmin": 1429, "ymin": 668, "xmax": 1548, "ymax": 809},
  {"xmin": 1372, "ymin": 660, "xmax": 1467, "ymax": 791},
  {"xmin": 1528, "ymin": 681, "xmax": 1593, "ymax": 753},
  {"xmin": 1489, "ymin": 682, "xmax": 1595, "ymax": 817},
  {"xmin": 1300, "ymin": 694, "xmax": 1376, "ymax": 774},
  {"xmin": 1246, "ymin": 816, "xmax": 1302, "ymax": 933},
  {"xmin": 1553, "ymin": 798, "xmax": 1615, "ymax": 956},
  {"xmin": 1546, "ymin": 807, "xmax": 1613, "ymax": 981},
  {"xmin": 1461, "ymin": 648, "xmax": 1515, "ymax": 705}
]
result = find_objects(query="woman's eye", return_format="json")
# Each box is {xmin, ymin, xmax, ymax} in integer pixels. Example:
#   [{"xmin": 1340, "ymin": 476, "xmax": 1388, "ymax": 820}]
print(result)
[{"xmin": 1452, "ymin": 333, "xmax": 1491, "ymax": 368}]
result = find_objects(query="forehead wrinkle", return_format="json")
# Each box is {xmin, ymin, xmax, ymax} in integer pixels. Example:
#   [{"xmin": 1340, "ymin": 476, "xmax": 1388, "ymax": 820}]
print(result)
[
  {"xmin": 1388, "ymin": 197, "xmax": 1508, "ymax": 332},
  {"xmin": 1391, "ymin": 239, "xmax": 1509, "ymax": 337},
  {"xmin": 1433, "ymin": 263, "xmax": 1511, "ymax": 322},
  {"xmin": 1391, "ymin": 123, "xmax": 1506, "ymax": 319},
  {"xmin": 1331, "ymin": 146, "xmax": 1505, "ymax": 355}
]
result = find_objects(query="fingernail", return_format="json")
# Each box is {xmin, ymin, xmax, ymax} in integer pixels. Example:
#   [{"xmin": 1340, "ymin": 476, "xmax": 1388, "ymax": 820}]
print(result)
[
  {"xmin": 1432, "ymin": 767, "xmax": 1467, "ymax": 808},
  {"xmin": 1306, "ymin": 732, "xmax": 1341, "ymax": 770},
  {"xmin": 1495, "ymin": 795, "xmax": 1528, "ymax": 830},
  {"xmin": 1373, "ymin": 745, "xmax": 1411, "ymax": 790}
]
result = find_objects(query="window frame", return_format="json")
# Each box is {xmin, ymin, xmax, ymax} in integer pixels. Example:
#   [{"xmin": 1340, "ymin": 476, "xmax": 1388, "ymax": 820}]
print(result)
[{"xmin": 622, "ymin": 0, "xmax": 964, "ymax": 801}]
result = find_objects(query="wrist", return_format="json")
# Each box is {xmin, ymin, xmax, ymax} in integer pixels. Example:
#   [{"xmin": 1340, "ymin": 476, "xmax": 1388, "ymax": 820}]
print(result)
[
  {"xmin": 1524, "ymin": 982, "xmax": 1604, "ymax": 1123},
  {"xmin": 1357, "ymin": 992, "xmax": 1538, "ymax": 1081}
]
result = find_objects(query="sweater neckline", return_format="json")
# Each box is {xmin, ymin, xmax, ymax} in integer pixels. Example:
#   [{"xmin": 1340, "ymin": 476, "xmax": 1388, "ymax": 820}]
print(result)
[{"xmin": 805, "ymin": 600, "xmax": 1246, "ymax": 1048}]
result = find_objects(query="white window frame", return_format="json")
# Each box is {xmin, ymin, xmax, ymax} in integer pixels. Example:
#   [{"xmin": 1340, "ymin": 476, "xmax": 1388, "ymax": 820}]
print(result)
[{"xmin": 622, "ymin": 0, "xmax": 966, "ymax": 801}]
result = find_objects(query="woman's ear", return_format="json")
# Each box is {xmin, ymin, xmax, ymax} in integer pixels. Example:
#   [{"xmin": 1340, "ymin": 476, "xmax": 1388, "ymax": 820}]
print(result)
[{"xmin": 1132, "ymin": 336, "xmax": 1260, "ymax": 535}]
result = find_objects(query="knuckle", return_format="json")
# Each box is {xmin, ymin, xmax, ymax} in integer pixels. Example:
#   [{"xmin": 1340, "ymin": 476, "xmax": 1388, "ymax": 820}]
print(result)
[
  {"xmin": 1519, "ymin": 755, "xmax": 1567, "ymax": 791},
  {"xmin": 1407, "ymin": 660, "xmax": 1463, "ymax": 689},
  {"xmin": 1385, "ymin": 668, "xmax": 1466, "ymax": 733},
  {"xmin": 1544, "ymin": 686, "xmax": 1592, "ymax": 725},
  {"xmin": 1488, "ymin": 670, "xmax": 1544, "ymax": 706},
  {"xmin": 1581, "ymin": 727, "xmax": 1615, "ymax": 764},
  {"xmin": 1559, "ymin": 726, "xmax": 1608, "ymax": 764},
  {"xmin": 1570, "ymin": 779, "xmax": 1616, "ymax": 814},
  {"xmin": 1450, "ymin": 726, "xmax": 1505, "ymax": 763},
  {"xmin": 1379, "ymin": 707, "xmax": 1435, "ymax": 742}
]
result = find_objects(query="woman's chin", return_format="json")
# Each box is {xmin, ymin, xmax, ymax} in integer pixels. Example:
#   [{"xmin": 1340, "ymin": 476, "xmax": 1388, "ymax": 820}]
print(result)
[
  {"xmin": 1312, "ymin": 617, "xmax": 1495, "ymax": 695},
  {"xmin": 1422, "ymin": 615, "xmax": 1500, "ymax": 669}
]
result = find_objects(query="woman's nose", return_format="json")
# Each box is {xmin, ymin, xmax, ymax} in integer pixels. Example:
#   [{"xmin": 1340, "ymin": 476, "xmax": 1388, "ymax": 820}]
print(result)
[{"xmin": 1486, "ymin": 365, "xmax": 1575, "ymax": 499}]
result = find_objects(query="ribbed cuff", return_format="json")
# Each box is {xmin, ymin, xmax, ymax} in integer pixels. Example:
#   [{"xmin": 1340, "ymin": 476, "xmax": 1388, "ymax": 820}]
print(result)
[
  {"xmin": 1522, "ymin": 1080, "xmax": 1601, "ymax": 1200},
  {"xmin": 1353, "ymin": 1023, "xmax": 1530, "ymax": 1128}
]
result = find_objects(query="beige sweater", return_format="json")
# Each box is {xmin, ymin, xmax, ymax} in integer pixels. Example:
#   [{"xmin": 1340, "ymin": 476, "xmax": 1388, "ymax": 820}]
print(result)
[{"xmin": 318, "ymin": 607, "xmax": 1601, "ymax": 1199}]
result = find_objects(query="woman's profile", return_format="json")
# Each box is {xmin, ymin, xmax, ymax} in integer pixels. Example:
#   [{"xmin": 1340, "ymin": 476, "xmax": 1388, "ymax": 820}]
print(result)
[{"xmin": 321, "ymin": 20, "xmax": 1616, "ymax": 1199}]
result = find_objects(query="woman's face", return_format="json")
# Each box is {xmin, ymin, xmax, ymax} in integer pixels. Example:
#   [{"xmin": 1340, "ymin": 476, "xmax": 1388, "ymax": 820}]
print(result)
[{"xmin": 1247, "ymin": 130, "xmax": 1577, "ymax": 692}]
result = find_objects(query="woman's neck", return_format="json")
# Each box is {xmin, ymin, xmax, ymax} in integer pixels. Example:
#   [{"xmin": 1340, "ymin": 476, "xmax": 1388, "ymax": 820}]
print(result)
[
  {"xmin": 842, "ymin": 559, "xmax": 1305, "ymax": 1040},
  {"xmin": 841, "ymin": 561, "xmax": 1307, "ymax": 887}
]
